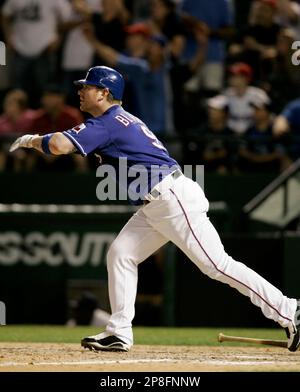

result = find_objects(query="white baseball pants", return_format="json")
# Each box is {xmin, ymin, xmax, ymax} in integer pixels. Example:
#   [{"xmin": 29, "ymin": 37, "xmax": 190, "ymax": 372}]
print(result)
[{"xmin": 105, "ymin": 174, "xmax": 297, "ymax": 345}]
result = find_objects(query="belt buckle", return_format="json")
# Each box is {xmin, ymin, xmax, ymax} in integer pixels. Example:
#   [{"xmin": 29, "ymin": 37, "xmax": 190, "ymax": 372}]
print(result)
[
  {"xmin": 144, "ymin": 188, "xmax": 160, "ymax": 202},
  {"xmin": 145, "ymin": 169, "xmax": 181, "ymax": 203},
  {"xmin": 149, "ymin": 188, "xmax": 161, "ymax": 199}
]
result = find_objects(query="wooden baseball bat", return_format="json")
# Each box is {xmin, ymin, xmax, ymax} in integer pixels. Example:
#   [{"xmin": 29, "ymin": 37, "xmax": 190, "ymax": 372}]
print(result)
[{"xmin": 218, "ymin": 332, "xmax": 288, "ymax": 348}]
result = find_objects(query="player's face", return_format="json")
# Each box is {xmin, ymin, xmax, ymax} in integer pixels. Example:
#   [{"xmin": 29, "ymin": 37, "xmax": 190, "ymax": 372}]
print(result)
[{"xmin": 77, "ymin": 84, "xmax": 105, "ymax": 113}]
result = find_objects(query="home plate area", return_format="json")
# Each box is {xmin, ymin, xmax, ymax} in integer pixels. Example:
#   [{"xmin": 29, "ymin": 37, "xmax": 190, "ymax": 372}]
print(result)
[{"xmin": 0, "ymin": 343, "xmax": 299, "ymax": 371}]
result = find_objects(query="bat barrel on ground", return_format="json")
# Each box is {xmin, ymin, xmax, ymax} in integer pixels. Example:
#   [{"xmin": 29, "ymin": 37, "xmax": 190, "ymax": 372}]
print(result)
[{"xmin": 218, "ymin": 333, "xmax": 287, "ymax": 348}]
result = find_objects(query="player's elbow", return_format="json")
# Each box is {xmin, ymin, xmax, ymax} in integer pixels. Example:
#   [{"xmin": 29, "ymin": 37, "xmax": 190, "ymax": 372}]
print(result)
[{"xmin": 49, "ymin": 133, "xmax": 74, "ymax": 155}]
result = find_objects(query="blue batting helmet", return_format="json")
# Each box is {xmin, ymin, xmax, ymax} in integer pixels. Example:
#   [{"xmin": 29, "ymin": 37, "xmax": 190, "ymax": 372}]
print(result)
[{"xmin": 74, "ymin": 66, "xmax": 125, "ymax": 100}]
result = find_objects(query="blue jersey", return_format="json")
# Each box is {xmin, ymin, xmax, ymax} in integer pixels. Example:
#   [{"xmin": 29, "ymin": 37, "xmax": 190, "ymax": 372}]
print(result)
[
  {"xmin": 281, "ymin": 98, "xmax": 300, "ymax": 159},
  {"xmin": 282, "ymin": 98, "xmax": 300, "ymax": 132},
  {"xmin": 63, "ymin": 105, "xmax": 180, "ymax": 204}
]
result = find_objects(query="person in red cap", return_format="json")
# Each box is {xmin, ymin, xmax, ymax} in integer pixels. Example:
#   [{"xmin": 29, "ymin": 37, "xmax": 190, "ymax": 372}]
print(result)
[
  {"xmin": 222, "ymin": 62, "xmax": 270, "ymax": 135},
  {"xmin": 125, "ymin": 22, "xmax": 150, "ymax": 36},
  {"xmin": 82, "ymin": 21, "xmax": 175, "ymax": 134},
  {"xmin": 124, "ymin": 23, "xmax": 151, "ymax": 59},
  {"xmin": 228, "ymin": 63, "xmax": 253, "ymax": 82}
]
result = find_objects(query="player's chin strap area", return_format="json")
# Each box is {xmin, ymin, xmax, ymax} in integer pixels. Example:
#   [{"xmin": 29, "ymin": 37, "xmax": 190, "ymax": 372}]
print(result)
[{"xmin": 143, "ymin": 169, "xmax": 183, "ymax": 203}]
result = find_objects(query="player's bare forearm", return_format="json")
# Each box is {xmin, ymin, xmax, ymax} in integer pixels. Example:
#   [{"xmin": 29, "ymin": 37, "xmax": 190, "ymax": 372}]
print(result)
[
  {"xmin": 9, "ymin": 132, "xmax": 76, "ymax": 155},
  {"xmin": 29, "ymin": 133, "xmax": 76, "ymax": 155},
  {"xmin": 40, "ymin": 133, "xmax": 77, "ymax": 155}
]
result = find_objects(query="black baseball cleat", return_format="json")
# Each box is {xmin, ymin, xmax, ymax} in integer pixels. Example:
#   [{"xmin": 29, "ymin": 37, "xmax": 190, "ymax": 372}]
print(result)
[
  {"xmin": 81, "ymin": 334, "xmax": 130, "ymax": 352},
  {"xmin": 285, "ymin": 300, "xmax": 300, "ymax": 352}
]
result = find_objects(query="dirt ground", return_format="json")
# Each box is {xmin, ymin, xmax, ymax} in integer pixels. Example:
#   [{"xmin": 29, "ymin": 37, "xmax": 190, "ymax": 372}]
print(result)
[{"xmin": 0, "ymin": 343, "xmax": 299, "ymax": 372}]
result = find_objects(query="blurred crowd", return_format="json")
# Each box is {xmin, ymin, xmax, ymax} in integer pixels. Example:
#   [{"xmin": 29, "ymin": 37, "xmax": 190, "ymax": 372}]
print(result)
[{"xmin": 1, "ymin": 0, "xmax": 300, "ymax": 174}]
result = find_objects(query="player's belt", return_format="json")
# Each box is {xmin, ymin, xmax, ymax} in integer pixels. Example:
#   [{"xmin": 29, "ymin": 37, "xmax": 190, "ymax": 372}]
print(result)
[{"xmin": 143, "ymin": 169, "xmax": 182, "ymax": 203}]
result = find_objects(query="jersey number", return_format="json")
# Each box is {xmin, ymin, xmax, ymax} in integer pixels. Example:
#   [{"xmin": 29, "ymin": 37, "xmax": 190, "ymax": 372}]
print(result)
[{"xmin": 141, "ymin": 125, "xmax": 166, "ymax": 151}]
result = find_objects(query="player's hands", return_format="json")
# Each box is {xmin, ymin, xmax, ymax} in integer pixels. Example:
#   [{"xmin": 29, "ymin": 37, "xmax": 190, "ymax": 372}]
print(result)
[{"xmin": 9, "ymin": 134, "xmax": 39, "ymax": 152}]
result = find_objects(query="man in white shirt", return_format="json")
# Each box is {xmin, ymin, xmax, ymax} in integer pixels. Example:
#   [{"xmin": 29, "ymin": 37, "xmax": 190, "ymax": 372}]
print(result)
[
  {"xmin": 61, "ymin": 0, "xmax": 101, "ymax": 105},
  {"xmin": 2, "ymin": 0, "xmax": 72, "ymax": 103},
  {"xmin": 223, "ymin": 62, "xmax": 270, "ymax": 135}
]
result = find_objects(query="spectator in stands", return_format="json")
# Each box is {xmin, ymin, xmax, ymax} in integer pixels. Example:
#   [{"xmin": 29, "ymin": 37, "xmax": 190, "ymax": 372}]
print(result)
[
  {"xmin": 180, "ymin": 0, "xmax": 234, "ymax": 96},
  {"xmin": 91, "ymin": 0, "xmax": 130, "ymax": 66},
  {"xmin": 223, "ymin": 62, "xmax": 270, "ymax": 135},
  {"xmin": 119, "ymin": 23, "xmax": 152, "ymax": 115},
  {"xmin": 62, "ymin": 0, "xmax": 101, "ymax": 106},
  {"xmin": 229, "ymin": 0, "xmax": 281, "ymax": 83},
  {"xmin": 275, "ymin": 0, "xmax": 300, "ymax": 39},
  {"xmin": 85, "ymin": 0, "xmax": 131, "ymax": 111},
  {"xmin": 31, "ymin": 84, "xmax": 83, "ymax": 134},
  {"xmin": 0, "ymin": 0, "xmax": 10, "ymax": 94},
  {"xmin": 246, "ymin": 0, "xmax": 281, "ymax": 50},
  {"xmin": 273, "ymin": 96, "xmax": 300, "ymax": 161},
  {"xmin": 83, "ymin": 25, "xmax": 174, "ymax": 134},
  {"xmin": 197, "ymin": 95, "xmax": 235, "ymax": 174},
  {"xmin": 130, "ymin": 0, "xmax": 151, "ymax": 20},
  {"xmin": 148, "ymin": 0, "xmax": 186, "ymax": 59},
  {"xmin": 2, "ymin": 0, "xmax": 72, "ymax": 106},
  {"xmin": 0, "ymin": 89, "xmax": 36, "ymax": 134},
  {"xmin": 0, "ymin": 89, "xmax": 36, "ymax": 172},
  {"xmin": 238, "ymin": 94, "xmax": 290, "ymax": 172},
  {"xmin": 169, "ymin": 26, "xmax": 211, "ymax": 131},
  {"xmin": 264, "ymin": 28, "xmax": 300, "ymax": 112},
  {"xmin": 123, "ymin": 22, "xmax": 151, "ymax": 58},
  {"xmin": 30, "ymin": 84, "xmax": 86, "ymax": 172}
]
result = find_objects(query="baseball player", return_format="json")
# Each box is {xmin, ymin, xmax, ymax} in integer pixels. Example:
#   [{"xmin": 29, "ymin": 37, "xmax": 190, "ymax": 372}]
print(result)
[{"xmin": 9, "ymin": 66, "xmax": 300, "ymax": 352}]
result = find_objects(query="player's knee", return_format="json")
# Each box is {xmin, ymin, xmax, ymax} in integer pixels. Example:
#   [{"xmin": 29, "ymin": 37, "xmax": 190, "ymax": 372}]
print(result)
[
  {"xmin": 107, "ymin": 240, "xmax": 138, "ymax": 268},
  {"xmin": 106, "ymin": 241, "xmax": 123, "ymax": 267},
  {"xmin": 106, "ymin": 245, "xmax": 116, "ymax": 267}
]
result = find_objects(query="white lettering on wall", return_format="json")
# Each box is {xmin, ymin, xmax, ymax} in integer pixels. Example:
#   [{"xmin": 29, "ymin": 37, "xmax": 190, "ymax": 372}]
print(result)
[{"xmin": 0, "ymin": 232, "xmax": 116, "ymax": 267}]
